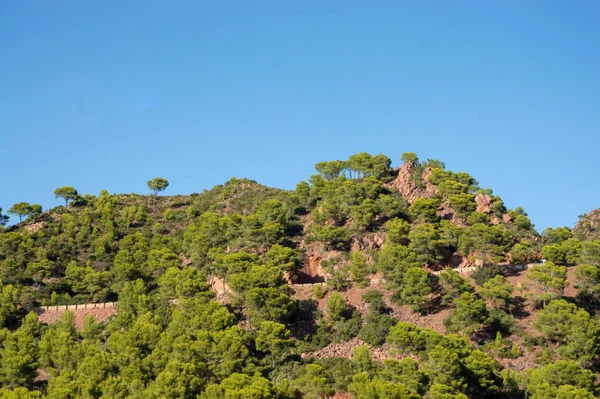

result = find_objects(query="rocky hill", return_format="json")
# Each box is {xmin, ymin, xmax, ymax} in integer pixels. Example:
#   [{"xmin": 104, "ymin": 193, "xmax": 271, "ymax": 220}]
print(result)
[
  {"xmin": 0, "ymin": 152, "xmax": 598, "ymax": 399},
  {"xmin": 573, "ymin": 208, "xmax": 600, "ymax": 241}
]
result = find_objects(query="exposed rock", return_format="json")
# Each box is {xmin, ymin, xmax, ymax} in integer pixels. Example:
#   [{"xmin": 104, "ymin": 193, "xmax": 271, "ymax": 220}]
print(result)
[
  {"xmin": 448, "ymin": 253, "xmax": 468, "ymax": 269},
  {"xmin": 373, "ymin": 232, "xmax": 386, "ymax": 248},
  {"xmin": 421, "ymin": 168, "xmax": 438, "ymax": 197},
  {"xmin": 350, "ymin": 232, "xmax": 387, "ymax": 257},
  {"xmin": 208, "ymin": 276, "xmax": 232, "ymax": 295},
  {"xmin": 301, "ymin": 337, "xmax": 404, "ymax": 362},
  {"xmin": 282, "ymin": 270, "xmax": 294, "ymax": 284},
  {"xmin": 436, "ymin": 201, "xmax": 456, "ymax": 221},
  {"xmin": 180, "ymin": 254, "xmax": 193, "ymax": 266},
  {"xmin": 475, "ymin": 193, "xmax": 493, "ymax": 214},
  {"xmin": 297, "ymin": 241, "xmax": 330, "ymax": 283},
  {"xmin": 387, "ymin": 161, "xmax": 436, "ymax": 204},
  {"xmin": 491, "ymin": 215, "xmax": 503, "ymax": 225},
  {"xmin": 436, "ymin": 201, "xmax": 467, "ymax": 227},
  {"xmin": 306, "ymin": 252, "xmax": 324, "ymax": 277},
  {"xmin": 574, "ymin": 208, "xmax": 600, "ymax": 241},
  {"xmin": 502, "ymin": 213, "xmax": 513, "ymax": 223},
  {"xmin": 25, "ymin": 221, "xmax": 45, "ymax": 234}
]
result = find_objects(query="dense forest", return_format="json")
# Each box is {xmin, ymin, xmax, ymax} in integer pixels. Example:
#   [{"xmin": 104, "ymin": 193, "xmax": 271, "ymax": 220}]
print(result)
[{"xmin": 1, "ymin": 152, "xmax": 600, "ymax": 399}]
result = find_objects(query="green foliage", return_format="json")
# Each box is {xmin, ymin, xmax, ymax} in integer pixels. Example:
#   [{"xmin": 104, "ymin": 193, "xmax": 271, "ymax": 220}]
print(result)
[
  {"xmin": 147, "ymin": 177, "xmax": 169, "ymax": 196},
  {"xmin": 542, "ymin": 243, "xmax": 566, "ymax": 264},
  {"xmin": 458, "ymin": 224, "xmax": 511, "ymax": 263},
  {"xmin": 310, "ymin": 225, "xmax": 352, "ymax": 251},
  {"xmin": 350, "ymin": 251, "xmax": 369, "ymax": 286},
  {"xmin": 510, "ymin": 241, "xmax": 536, "ymax": 264},
  {"xmin": 426, "ymin": 384, "xmax": 468, "ymax": 399},
  {"xmin": 542, "ymin": 227, "xmax": 573, "ymax": 245},
  {"xmin": 466, "ymin": 211, "xmax": 490, "ymax": 226},
  {"xmin": 525, "ymin": 360, "xmax": 596, "ymax": 399},
  {"xmin": 256, "ymin": 321, "xmax": 292, "ymax": 367},
  {"xmin": 202, "ymin": 373, "xmax": 292, "ymax": 399},
  {"xmin": 0, "ymin": 152, "xmax": 573, "ymax": 398},
  {"xmin": 0, "ymin": 320, "xmax": 39, "ymax": 389},
  {"xmin": 423, "ymin": 345, "xmax": 465, "ymax": 390},
  {"xmin": 408, "ymin": 198, "xmax": 439, "ymax": 224},
  {"xmin": 327, "ymin": 292, "xmax": 349, "ymax": 323},
  {"xmin": 0, "ymin": 284, "xmax": 20, "ymax": 328},
  {"xmin": 443, "ymin": 292, "xmax": 488, "ymax": 335},
  {"xmin": 471, "ymin": 264, "xmax": 503, "ymax": 286},
  {"xmin": 396, "ymin": 267, "xmax": 432, "ymax": 313},
  {"xmin": 0, "ymin": 208, "xmax": 9, "ymax": 226},
  {"xmin": 377, "ymin": 244, "xmax": 421, "ymax": 288},
  {"xmin": 348, "ymin": 372, "xmax": 420, "ymax": 399},
  {"xmin": 574, "ymin": 264, "xmax": 600, "ymax": 305},
  {"xmin": 401, "ymin": 152, "xmax": 419, "ymax": 165},
  {"xmin": 315, "ymin": 160, "xmax": 346, "ymax": 180},
  {"xmin": 246, "ymin": 287, "xmax": 296, "ymax": 326},
  {"xmin": 408, "ymin": 223, "xmax": 448, "ymax": 264},
  {"xmin": 8, "ymin": 203, "xmax": 40, "ymax": 223},
  {"xmin": 479, "ymin": 275, "xmax": 514, "ymax": 312},
  {"xmin": 533, "ymin": 299, "xmax": 600, "ymax": 363},
  {"xmin": 487, "ymin": 332, "xmax": 521, "ymax": 359},
  {"xmin": 526, "ymin": 262, "xmax": 568, "ymax": 307},
  {"xmin": 359, "ymin": 291, "xmax": 396, "ymax": 346},
  {"xmin": 54, "ymin": 186, "xmax": 78, "ymax": 206},
  {"xmin": 448, "ymin": 193, "xmax": 476, "ymax": 219},
  {"xmin": 385, "ymin": 218, "xmax": 411, "ymax": 245},
  {"xmin": 313, "ymin": 283, "xmax": 325, "ymax": 299},
  {"xmin": 438, "ymin": 269, "xmax": 473, "ymax": 306},
  {"xmin": 580, "ymin": 240, "xmax": 600, "ymax": 266},
  {"xmin": 291, "ymin": 363, "xmax": 334, "ymax": 399},
  {"xmin": 359, "ymin": 311, "xmax": 397, "ymax": 347}
]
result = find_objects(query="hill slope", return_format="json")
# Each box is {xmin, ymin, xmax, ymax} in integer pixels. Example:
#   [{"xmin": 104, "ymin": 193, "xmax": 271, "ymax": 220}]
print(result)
[
  {"xmin": 0, "ymin": 152, "xmax": 598, "ymax": 399},
  {"xmin": 573, "ymin": 208, "xmax": 600, "ymax": 241}
]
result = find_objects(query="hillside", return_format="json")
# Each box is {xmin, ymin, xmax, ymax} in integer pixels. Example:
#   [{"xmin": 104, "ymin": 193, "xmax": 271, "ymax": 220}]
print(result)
[
  {"xmin": 1, "ymin": 152, "xmax": 599, "ymax": 399},
  {"xmin": 574, "ymin": 208, "xmax": 600, "ymax": 241}
]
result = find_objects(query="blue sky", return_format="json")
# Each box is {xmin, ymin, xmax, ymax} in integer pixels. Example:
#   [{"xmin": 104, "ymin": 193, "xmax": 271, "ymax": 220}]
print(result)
[{"xmin": 1, "ymin": 1, "xmax": 599, "ymax": 231}]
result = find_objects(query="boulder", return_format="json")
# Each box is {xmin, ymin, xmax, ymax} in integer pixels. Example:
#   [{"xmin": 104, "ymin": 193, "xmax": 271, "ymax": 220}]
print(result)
[
  {"xmin": 475, "ymin": 193, "xmax": 493, "ymax": 214},
  {"xmin": 387, "ymin": 161, "xmax": 436, "ymax": 203}
]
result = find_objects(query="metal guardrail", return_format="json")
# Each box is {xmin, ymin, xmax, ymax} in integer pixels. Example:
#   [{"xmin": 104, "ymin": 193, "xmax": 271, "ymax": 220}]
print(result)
[
  {"xmin": 37, "ymin": 302, "xmax": 117, "ymax": 312},
  {"xmin": 37, "ymin": 264, "xmax": 547, "ymax": 311}
]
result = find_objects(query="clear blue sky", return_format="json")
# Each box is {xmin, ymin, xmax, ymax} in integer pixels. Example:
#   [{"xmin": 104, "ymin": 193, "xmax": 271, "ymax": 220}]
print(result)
[{"xmin": 2, "ymin": 1, "xmax": 599, "ymax": 231}]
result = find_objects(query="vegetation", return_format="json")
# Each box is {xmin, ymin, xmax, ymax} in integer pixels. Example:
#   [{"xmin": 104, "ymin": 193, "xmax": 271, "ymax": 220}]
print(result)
[{"xmin": 0, "ymin": 152, "xmax": 599, "ymax": 398}]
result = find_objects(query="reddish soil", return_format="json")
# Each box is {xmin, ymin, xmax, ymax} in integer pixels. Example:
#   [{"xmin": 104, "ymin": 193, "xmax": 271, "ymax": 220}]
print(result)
[{"xmin": 37, "ymin": 307, "xmax": 117, "ymax": 329}]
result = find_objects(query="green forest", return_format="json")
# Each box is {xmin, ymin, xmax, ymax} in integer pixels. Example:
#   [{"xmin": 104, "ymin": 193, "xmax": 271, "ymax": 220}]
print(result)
[{"xmin": 1, "ymin": 152, "xmax": 599, "ymax": 399}]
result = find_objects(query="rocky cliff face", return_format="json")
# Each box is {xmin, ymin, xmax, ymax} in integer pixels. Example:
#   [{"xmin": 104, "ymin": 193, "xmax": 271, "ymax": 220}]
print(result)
[
  {"xmin": 574, "ymin": 208, "xmax": 600, "ymax": 240},
  {"xmin": 475, "ymin": 193, "xmax": 493, "ymax": 213},
  {"xmin": 387, "ymin": 161, "xmax": 436, "ymax": 203}
]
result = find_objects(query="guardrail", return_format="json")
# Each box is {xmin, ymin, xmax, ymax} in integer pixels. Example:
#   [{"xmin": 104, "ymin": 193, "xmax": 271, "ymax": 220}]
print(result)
[
  {"xmin": 36, "ymin": 264, "xmax": 547, "ymax": 311},
  {"xmin": 290, "ymin": 277, "xmax": 387, "ymax": 288},
  {"xmin": 431, "ymin": 263, "xmax": 544, "ymax": 276},
  {"xmin": 37, "ymin": 302, "xmax": 117, "ymax": 312}
]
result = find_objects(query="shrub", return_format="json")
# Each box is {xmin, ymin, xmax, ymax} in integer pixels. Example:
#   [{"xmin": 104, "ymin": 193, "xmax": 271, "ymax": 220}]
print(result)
[{"xmin": 471, "ymin": 264, "xmax": 503, "ymax": 286}]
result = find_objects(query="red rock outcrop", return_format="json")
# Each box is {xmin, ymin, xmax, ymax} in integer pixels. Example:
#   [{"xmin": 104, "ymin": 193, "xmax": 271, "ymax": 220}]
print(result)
[
  {"xmin": 350, "ymin": 232, "xmax": 386, "ymax": 255},
  {"xmin": 387, "ymin": 162, "xmax": 436, "ymax": 204},
  {"xmin": 209, "ymin": 276, "xmax": 232, "ymax": 295},
  {"xmin": 574, "ymin": 208, "xmax": 600, "ymax": 241},
  {"xmin": 475, "ymin": 193, "xmax": 493, "ymax": 214},
  {"xmin": 25, "ymin": 221, "xmax": 45, "ymax": 234}
]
